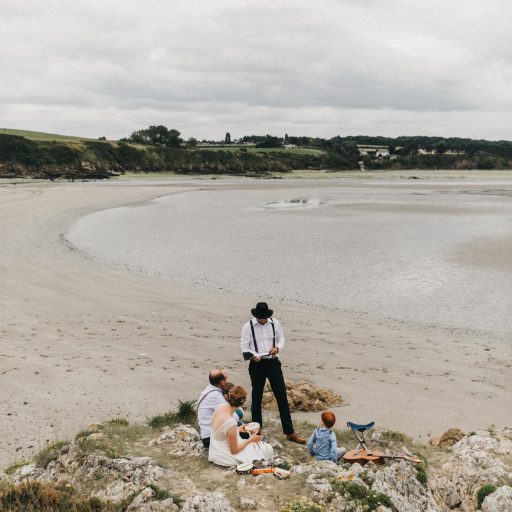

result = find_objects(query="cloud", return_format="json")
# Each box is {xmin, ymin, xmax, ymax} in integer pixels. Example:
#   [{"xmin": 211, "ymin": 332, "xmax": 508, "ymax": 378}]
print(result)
[{"xmin": 1, "ymin": 0, "xmax": 511, "ymax": 139}]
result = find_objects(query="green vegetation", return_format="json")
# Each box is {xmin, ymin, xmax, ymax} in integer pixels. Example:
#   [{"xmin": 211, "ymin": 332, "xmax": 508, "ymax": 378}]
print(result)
[
  {"xmin": 0, "ymin": 481, "xmax": 122, "ymax": 512},
  {"xmin": 147, "ymin": 484, "xmax": 182, "ymax": 506},
  {"xmin": 476, "ymin": 484, "xmax": 497, "ymax": 509},
  {"xmin": 147, "ymin": 399, "xmax": 197, "ymax": 429},
  {"xmin": 0, "ymin": 128, "xmax": 94, "ymax": 142},
  {"xmin": 3, "ymin": 460, "xmax": 30, "ymax": 475},
  {"xmin": 331, "ymin": 480, "xmax": 393, "ymax": 511},
  {"xmin": 34, "ymin": 441, "xmax": 70, "ymax": 469},
  {"xmin": 3, "ymin": 124, "xmax": 511, "ymax": 180},
  {"xmin": 281, "ymin": 497, "xmax": 324, "ymax": 512},
  {"xmin": 415, "ymin": 455, "xmax": 428, "ymax": 486},
  {"xmin": 121, "ymin": 125, "xmax": 182, "ymax": 148}
]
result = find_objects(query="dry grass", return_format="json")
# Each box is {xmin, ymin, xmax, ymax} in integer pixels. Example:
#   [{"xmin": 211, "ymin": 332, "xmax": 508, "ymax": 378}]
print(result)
[{"xmin": 0, "ymin": 481, "xmax": 122, "ymax": 512}]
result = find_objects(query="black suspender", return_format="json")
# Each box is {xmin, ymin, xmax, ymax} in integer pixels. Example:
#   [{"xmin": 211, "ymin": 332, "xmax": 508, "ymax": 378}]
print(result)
[
  {"xmin": 249, "ymin": 320, "xmax": 258, "ymax": 353},
  {"xmin": 249, "ymin": 318, "xmax": 275, "ymax": 353}
]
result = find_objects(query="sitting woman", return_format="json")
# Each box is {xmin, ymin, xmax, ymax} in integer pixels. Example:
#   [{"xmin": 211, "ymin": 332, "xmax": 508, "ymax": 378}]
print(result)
[{"xmin": 208, "ymin": 385, "xmax": 274, "ymax": 467}]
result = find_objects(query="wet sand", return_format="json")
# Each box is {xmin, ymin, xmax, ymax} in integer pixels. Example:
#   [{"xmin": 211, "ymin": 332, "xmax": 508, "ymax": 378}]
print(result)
[{"xmin": 1, "ymin": 174, "xmax": 511, "ymax": 464}]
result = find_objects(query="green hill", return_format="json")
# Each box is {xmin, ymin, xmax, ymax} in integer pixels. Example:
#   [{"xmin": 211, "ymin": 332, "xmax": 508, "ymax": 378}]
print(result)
[{"xmin": 0, "ymin": 128, "xmax": 97, "ymax": 143}]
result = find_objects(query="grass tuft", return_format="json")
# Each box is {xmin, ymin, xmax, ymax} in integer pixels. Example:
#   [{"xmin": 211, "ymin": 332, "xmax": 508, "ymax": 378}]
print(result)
[
  {"xmin": 34, "ymin": 441, "xmax": 70, "ymax": 469},
  {"xmin": 147, "ymin": 400, "xmax": 197, "ymax": 429},
  {"xmin": 4, "ymin": 461, "xmax": 30, "ymax": 475},
  {"xmin": 476, "ymin": 484, "xmax": 497, "ymax": 509}
]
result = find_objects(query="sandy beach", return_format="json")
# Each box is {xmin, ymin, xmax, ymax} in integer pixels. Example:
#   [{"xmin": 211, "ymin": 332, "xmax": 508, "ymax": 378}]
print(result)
[{"xmin": 1, "ymin": 173, "xmax": 511, "ymax": 465}]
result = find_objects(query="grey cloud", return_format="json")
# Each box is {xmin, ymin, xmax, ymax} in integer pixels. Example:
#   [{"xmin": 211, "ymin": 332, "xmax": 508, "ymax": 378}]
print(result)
[{"xmin": 1, "ymin": 0, "xmax": 511, "ymax": 139}]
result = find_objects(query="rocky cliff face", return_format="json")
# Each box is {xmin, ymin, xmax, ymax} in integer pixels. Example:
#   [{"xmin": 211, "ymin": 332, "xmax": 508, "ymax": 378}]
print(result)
[{"xmin": 2, "ymin": 420, "xmax": 512, "ymax": 512}]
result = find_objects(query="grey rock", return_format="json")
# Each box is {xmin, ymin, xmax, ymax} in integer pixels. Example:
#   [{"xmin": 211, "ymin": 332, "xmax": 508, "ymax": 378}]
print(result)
[
  {"xmin": 306, "ymin": 473, "xmax": 333, "ymax": 497},
  {"xmin": 126, "ymin": 487, "xmax": 179, "ymax": 511},
  {"xmin": 148, "ymin": 425, "xmax": 203, "ymax": 456},
  {"xmin": 181, "ymin": 492, "xmax": 236, "ymax": 512},
  {"xmin": 373, "ymin": 461, "xmax": 437, "ymax": 512},
  {"xmin": 481, "ymin": 486, "xmax": 512, "ymax": 512},
  {"xmin": 240, "ymin": 496, "xmax": 257, "ymax": 510}
]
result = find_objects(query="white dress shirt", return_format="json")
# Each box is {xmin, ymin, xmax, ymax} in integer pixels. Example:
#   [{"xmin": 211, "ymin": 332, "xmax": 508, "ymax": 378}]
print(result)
[
  {"xmin": 197, "ymin": 384, "xmax": 227, "ymax": 440},
  {"xmin": 241, "ymin": 317, "xmax": 285, "ymax": 358}
]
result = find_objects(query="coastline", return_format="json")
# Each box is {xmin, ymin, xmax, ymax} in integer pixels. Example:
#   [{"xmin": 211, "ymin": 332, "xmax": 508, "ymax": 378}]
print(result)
[{"xmin": 1, "ymin": 176, "xmax": 511, "ymax": 465}]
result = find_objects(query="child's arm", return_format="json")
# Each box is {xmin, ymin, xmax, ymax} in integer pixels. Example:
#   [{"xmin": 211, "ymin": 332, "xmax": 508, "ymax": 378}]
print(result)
[
  {"xmin": 307, "ymin": 429, "xmax": 317, "ymax": 456},
  {"xmin": 330, "ymin": 431, "xmax": 338, "ymax": 462}
]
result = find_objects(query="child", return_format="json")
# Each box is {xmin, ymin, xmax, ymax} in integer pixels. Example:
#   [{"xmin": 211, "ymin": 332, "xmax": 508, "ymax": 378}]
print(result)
[{"xmin": 307, "ymin": 411, "xmax": 346, "ymax": 462}]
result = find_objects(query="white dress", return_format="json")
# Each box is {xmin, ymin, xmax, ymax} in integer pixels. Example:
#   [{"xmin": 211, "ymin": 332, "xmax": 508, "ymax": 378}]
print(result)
[{"xmin": 208, "ymin": 417, "xmax": 274, "ymax": 467}]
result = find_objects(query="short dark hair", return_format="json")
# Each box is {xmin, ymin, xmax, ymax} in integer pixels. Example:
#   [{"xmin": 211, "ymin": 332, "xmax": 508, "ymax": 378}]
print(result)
[{"xmin": 209, "ymin": 369, "xmax": 226, "ymax": 387}]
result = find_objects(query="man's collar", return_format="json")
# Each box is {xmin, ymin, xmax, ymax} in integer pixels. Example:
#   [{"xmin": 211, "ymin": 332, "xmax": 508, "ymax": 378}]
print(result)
[{"xmin": 251, "ymin": 317, "xmax": 273, "ymax": 325}]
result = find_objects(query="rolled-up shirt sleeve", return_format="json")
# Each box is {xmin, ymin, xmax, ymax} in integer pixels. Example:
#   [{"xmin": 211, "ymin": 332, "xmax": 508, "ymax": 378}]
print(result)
[
  {"xmin": 275, "ymin": 319, "xmax": 285, "ymax": 351},
  {"xmin": 241, "ymin": 322, "xmax": 255, "ymax": 356}
]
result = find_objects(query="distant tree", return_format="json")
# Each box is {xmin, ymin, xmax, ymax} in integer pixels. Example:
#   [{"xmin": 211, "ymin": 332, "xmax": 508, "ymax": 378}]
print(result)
[
  {"xmin": 98, "ymin": 136, "xmax": 107, "ymax": 141},
  {"xmin": 127, "ymin": 125, "xmax": 183, "ymax": 148},
  {"xmin": 186, "ymin": 137, "xmax": 198, "ymax": 147},
  {"xmin": 436, "ymin": 141, "xmax": 448, "ymax": 154},
  {"xmin": 224, "ymin": 132, "xmax": 231, "ymax": 144},
  {"xmin": 255, "ymin": 134, "xmax": 282, "ymax": 148}
]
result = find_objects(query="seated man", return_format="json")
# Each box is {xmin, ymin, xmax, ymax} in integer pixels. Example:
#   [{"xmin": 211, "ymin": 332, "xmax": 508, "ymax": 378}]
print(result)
[{"xmin": 197, "ymin": 368, "xmax": 228, "ymax": 448}]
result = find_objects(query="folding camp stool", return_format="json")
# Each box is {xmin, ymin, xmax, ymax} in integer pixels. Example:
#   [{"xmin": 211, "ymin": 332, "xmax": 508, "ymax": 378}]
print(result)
[{"xmin": 347, "ymin": 421, "xmax": 375, "ymax": 450}]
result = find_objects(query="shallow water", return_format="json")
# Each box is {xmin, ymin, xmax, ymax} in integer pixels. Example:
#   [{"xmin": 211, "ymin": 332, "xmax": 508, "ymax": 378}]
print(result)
[{"xmin": 67, "ymin": 178, "xmax": 512, "ymax": 336}]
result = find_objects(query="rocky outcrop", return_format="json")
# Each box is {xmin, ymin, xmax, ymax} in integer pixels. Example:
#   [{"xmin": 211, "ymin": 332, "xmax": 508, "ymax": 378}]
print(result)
[
  {"xmin": 10, "ymin": 442, "xmax": 195, "ymax": 503},
  {"xmin": 262, "ymin": 380, "xmax": 342, "ymax": 412},
  {"xmin": 430, "ymin": 431, "xmax": 512, "ymax": 511},
  {"xmin": 4, "ymin": 421, "xmax": 512, "ymax": 512},
  {"xmin": 373, "ymin": 461, "xmax": 437, "ymax": 512},
  {"xmin": 148, "ymin": 424, "xmax": 203, "ymax": 456}
]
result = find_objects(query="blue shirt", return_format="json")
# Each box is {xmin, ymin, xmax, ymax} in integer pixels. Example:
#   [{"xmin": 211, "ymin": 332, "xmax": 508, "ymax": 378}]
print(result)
[{"xmin": 307, "ymin": 427, "xmax": 338, "ymax": 462}]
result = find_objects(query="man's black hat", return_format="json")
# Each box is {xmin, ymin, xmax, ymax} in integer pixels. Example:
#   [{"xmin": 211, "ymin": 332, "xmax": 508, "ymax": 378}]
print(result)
[{"xmin": 251, "ymin": 302, "xmax": 273, "ymax": 319}]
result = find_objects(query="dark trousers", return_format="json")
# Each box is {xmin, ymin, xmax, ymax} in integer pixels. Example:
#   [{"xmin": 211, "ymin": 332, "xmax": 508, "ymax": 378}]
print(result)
[{"xmin": 249, "ymin": 358, "xmax": 294, "ymax": 435}]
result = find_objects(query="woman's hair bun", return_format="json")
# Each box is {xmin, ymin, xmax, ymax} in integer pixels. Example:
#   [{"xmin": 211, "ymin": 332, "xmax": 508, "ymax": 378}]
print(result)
[{"xmin": 227, "ymin": 385, "xmax": 247, "ymax": 407}]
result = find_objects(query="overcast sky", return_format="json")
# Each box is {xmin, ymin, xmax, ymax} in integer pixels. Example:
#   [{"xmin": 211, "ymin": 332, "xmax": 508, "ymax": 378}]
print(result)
[{"xmin": 1, "ymin": 0, "xmax": 511, "ymax": 140}]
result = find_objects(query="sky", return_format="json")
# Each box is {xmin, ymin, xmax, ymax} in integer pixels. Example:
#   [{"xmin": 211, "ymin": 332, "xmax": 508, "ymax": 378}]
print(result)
[{"xmin": 1, "ymin": 0, "xmax": 511, "ymax": 140}]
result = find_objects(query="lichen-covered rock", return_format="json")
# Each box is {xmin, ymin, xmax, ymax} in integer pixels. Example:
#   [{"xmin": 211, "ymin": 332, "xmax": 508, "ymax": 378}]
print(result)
[
  {"xmin": 239, "ymin": 496, "xmax": 257, "ymax": 510},
  {"xmin": 430, "ymin": 475, "xmax": 461, "ymax": 509},
  {"xmin": 481, "ymin": 486, "xmax": 512, "ymax": 512},
  {"xmin": 126, "ymin": 487, "xmax": 179, "ymax": 511},
  {"xmin": 306, "ymin": 472, "xmax": 333, "ymax": 498},
  {"xmin": 431, "ymin": 432, "xmax": 512, "ymax": 510},
  {"xmin": 148, "ymin": 425, "xmax": 203, "ymax": 456},
  {"xmin": 181, "ymin": 492, "xmax": 236, "ymax": 512},
  {"xmin": 262, "ymin": 380, "xmax": 342, "ymax": 412},
  {"xmin": 372, "ymin": 461, "xmax": 437, "ymax": 512}
]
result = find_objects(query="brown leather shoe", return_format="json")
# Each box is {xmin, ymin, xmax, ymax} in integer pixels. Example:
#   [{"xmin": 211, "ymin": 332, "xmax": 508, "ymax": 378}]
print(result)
[{"xmin": 287, "ymin": 432, "xmax": 306, "ymax": 444}]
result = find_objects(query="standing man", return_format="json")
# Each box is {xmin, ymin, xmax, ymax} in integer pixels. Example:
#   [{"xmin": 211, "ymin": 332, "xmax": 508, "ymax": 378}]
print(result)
[
  {"xmin": 241, "ymin": 302, "xmax": 305, "ymax": 444},
  {"xmin": 197, "ymin": 368, "xmax": 228, "ymax": 448}
]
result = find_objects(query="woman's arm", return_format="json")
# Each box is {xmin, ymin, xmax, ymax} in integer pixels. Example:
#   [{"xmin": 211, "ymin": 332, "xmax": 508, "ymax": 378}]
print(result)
[{"xmin": 228, "ymin": 425, "xmax": 261, "ymax": 454}]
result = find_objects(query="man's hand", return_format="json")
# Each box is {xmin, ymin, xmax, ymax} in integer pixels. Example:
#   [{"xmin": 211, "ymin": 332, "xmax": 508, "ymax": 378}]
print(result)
[
  {"xmin": 252, "ymin": 355, "xmax": 262, "ymax": 363},
  {"xmin": 269, "ymin": 347, "xmax": 279, "ymax": 357}
]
